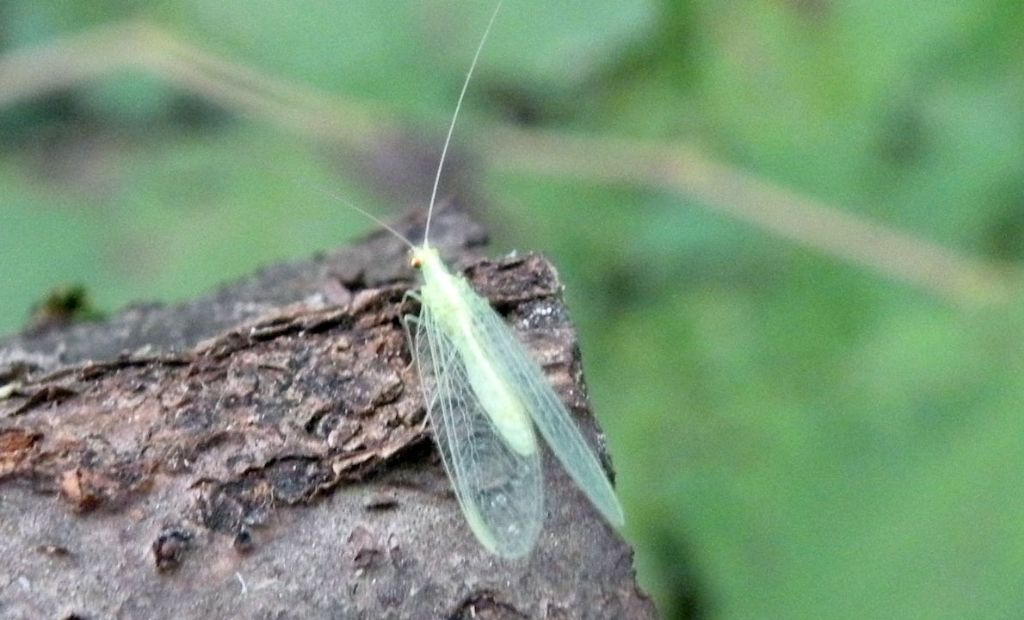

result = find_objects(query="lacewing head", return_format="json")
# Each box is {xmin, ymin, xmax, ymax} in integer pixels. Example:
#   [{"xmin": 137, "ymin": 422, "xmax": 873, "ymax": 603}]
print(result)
[{"xmin": 410, "ymin": 246, "xmax": 443, "ymax": 272}]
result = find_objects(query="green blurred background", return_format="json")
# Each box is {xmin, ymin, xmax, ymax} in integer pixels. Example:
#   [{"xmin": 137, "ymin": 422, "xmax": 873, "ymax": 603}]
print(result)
[{"xmin": 3, "ymin": 1, "xmax": 1024, "ymax": 618}]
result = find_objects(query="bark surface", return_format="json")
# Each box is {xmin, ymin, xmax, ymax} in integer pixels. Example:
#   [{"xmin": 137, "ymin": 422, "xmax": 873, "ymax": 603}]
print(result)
[{"xmin": 0, "ymin": 208, "xmax": 656, "ymax": 619}]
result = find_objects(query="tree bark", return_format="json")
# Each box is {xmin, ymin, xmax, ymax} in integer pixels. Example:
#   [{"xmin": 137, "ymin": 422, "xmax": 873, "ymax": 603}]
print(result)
[{"xmin": 0, "ymin": 208, "xmax": 657, "ymax": 619}]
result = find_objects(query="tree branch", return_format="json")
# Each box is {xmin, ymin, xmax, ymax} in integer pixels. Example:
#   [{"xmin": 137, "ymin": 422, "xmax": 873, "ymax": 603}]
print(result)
[{"xmin": 0, "ymin": 208, "xmax": 656, "ymax": 619}]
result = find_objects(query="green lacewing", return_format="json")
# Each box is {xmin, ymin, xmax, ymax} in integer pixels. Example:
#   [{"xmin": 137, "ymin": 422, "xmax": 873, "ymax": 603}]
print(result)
[{"xmin": 365, "ymin": 2, "xmax": 624, "ymax": 558}]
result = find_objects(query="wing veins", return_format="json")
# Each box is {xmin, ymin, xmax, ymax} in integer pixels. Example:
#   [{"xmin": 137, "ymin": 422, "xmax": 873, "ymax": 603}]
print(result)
[
  {"xmin": 413, "ymin": 302, "xmax": 544, "ymax": 557},
  {"xmin": 462, "ymin": 289, "xmax": 625, "ymax": 527}
]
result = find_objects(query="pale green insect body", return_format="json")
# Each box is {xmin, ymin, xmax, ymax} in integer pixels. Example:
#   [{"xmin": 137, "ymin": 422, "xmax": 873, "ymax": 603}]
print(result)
[
  {"xmin": 406, "ymin": 245, "xmax": 624, "ymax": 558},
  {"xmin": 414, "ymin": 247, "xmax": 537, "ymax": 457},
  {"xmin": 373, "ymin": 1, "xmax": 623, "ymax": 558}
]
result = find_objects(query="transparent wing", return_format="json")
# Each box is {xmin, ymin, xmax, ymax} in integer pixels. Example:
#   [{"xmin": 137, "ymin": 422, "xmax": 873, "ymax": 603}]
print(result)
[
  {"xmin": 412, "ymin": 303, "xmax": 544, "ymax": 558},
  {"xmin": 465, "ymin": 286, "xmax": 625, "ymax": 527}
]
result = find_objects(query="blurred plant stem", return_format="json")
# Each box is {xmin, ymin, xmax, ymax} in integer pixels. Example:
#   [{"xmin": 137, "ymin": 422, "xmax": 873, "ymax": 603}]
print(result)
[{"xmin": 0, "ymin": 21, "xmax": 1013, "ymax": 308}]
